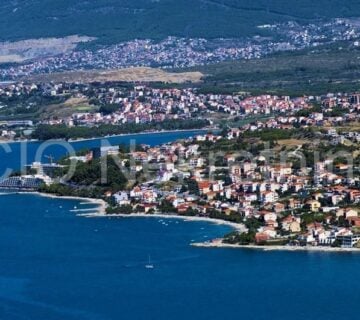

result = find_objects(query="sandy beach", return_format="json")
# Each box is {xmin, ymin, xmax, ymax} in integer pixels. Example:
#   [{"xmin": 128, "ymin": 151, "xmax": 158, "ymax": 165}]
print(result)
[
  {"xmin": 21, "ymin": 192, "xmax": 108, "ymax": 214},
  {"xmin": 82, "ymin": 212, "xmax": 246, "ymax": 231},
  {"xmin": 192, "ymin": 240, "xmax": 360, "ymax": 253},
  {"xmin": 12, "ymin": 192, "xmax": 360, "ymax": 253},
  {"xmin": 14, "ymin": 191, "xmax": 243, "ymax": 230}
]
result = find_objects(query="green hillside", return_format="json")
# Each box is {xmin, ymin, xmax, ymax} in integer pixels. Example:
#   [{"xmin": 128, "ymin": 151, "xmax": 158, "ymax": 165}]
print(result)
[
  {"xmin": 191, "ymin": 44, "xmax": 360, "ymax": 96},
  {"xmin": 1, "ymin": 0, "xmax": 360, "ymax": 43}
]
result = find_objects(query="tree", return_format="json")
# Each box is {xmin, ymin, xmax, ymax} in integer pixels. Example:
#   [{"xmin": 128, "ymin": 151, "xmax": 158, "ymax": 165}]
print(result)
[
  {"xmin": 223, "ymin": 231, "xmax": 255, "ymax": 245},
  {"xmin": 159, "ymin": 200, "xmax": 176, "ymax": 213},
  {"xmin": 99, "ymin": 104, "xmax": 119, "ymax": 115},
  {"xmin": 185, "ymin": 179, "xmax": 200, "ymax": 195}
]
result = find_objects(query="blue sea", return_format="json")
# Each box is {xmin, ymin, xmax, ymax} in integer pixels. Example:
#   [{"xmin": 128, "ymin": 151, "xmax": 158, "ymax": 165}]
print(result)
[
  {"xmin": 0, "ymin": 130, "xmax": 206, "ymax": 175},
  {"xmin": 0, "ymin": 131, "xmax": 360, "ymax": 319},
  {"xmin": 1, "ymin": 193, "xmax": 360, "ymax": 320}
]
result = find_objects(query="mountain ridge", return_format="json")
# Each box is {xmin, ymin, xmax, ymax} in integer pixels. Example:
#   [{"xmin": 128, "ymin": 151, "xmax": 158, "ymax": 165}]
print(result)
[{"xmin": 1, "ymin": 1, "xmax": 360, "ymax": 43}]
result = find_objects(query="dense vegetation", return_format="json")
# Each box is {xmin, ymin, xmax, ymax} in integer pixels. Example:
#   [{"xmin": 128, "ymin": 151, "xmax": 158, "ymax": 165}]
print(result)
[
  {"xmin": 193, "ymin": 45, "xmax": 360, "ymax": 96},
  {"xmin": 0, "ymin": 93, "xmax": 67, "ymax": 120},
  {"xmin": 31, "ymin": 119, "xmax": 209, "ymax": 140},
  {"xmin": 1, "ymin": 1, "xmax": 360, "ymax": 43},
  {"xmin": 242, "ymin": 128, "xmax": 316, "ymax": 141},
  {"xmin": 70, "ymin": 157, "xmax": 128, "ymax": 190},
  {"xmin": 39, "ymin": 183, "xmax": 105, "ymax": 199},
  {"xmin": 39, "ymin": 156, "xmax": 128, "ymax": 197}
]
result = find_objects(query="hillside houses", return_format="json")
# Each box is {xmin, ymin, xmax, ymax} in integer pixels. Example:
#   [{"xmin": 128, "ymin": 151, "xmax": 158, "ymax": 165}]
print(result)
[{"xmin": 100, "ymin": 116, "xmax": 360, "ymax": 248}]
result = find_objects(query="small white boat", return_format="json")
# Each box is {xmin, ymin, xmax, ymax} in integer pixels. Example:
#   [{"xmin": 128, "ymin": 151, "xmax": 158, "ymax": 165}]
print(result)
[{"xmin": 145, "ymin": 255, "xmax": 154, "ymax": 269}]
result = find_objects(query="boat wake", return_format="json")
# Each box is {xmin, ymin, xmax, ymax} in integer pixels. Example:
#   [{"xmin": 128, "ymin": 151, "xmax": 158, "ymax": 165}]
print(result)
[
  {"xmin": 76, "ymin": 212, "xmax": 99, "ymax": 217},
  {"xmin": 70, "ymin": 208, "xmax": 99, "ymax": 212}
]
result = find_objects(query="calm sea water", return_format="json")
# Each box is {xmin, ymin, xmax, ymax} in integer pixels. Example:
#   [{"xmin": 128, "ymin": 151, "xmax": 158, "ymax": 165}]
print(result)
[
  {"xmin": 0, "ymin": 130, "xmax": 206, "ymax": 175},
  {"xmin": 0, "ymin": 193, "xmax": 360, "ymax": 320},
  {"xmin": 0, "ymin": 131, "xmax": 360, "ymax": 319}
]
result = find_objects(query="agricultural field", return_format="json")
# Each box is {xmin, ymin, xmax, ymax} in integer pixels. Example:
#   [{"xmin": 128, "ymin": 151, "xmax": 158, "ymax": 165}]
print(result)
[{"xmin": 25, "ymin": 67, "xmax": 204, "ymax": 84}]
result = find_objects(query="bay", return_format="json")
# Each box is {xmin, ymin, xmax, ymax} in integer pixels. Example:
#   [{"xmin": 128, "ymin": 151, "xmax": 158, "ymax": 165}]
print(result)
[
  {"xmin": 0, "ymin": 130, "xmax": 206, "ymax": 176},
  {"xmin": 0, "ymin": 130, "xmax": 359, "ymax": 320},
  {"xmin": 0, "ymin": 193, "xmax": 359, "ymax": 320}
]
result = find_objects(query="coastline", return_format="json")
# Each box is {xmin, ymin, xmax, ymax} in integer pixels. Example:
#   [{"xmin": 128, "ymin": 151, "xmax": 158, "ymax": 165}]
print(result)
[
  {"xmin": 19, "ymin": 191, "xmax": 108, "ymax": 214},
  {"xmin": 81, "ymin": 212, "xmax": 246, "ymax": 231},
  {"xmin": 192, "ymin": 240, "xmax": 360, "ymax": 253},
  {"xmin": 67, "ymin": 128, "xmax": 214, "ymax": 143},
  {"xmin": 0, "ymin": 138, "xmax": 38, "ymax": 145},
  {"xmin": 6, "ymin": 191, "xmax": 244, "ymax": 231},
  {"xmin": 0, "ymin": 128, "xmax": 214, "ymax": 145},
  {"xmin": 14, "ymin": 192, "xmax": 360, "ymax": 253}
]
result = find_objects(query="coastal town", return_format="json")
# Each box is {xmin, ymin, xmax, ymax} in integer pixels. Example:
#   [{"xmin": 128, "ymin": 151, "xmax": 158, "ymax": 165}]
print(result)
[
  {"xmin": 1, "ymin": 83, "xmax": 360, "ymax": 250},
  {"xmin": 0, "ymin": 79, "xmax": 358, "ymax": 132},
  {"xmin": 5, "ymin": 2, "xmax": 360, "ymax": 319},
  {"xmin": 0, "ymin": 78, "xmax": 340, "ymax": 130},
  {"xmin": 1, "ymin": 39, "xmax": 360, "ymax": 250},
  {"xmin": 0, "ymin": 81, "xmax": 309, "ymax": 139},
  {"xmin": 1, "ymin": 18, "xmax": 360, "ymax": 80}
]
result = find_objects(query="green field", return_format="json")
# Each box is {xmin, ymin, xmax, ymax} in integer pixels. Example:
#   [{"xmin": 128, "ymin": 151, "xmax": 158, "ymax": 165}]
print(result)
[{"xmin": 1, "ymin": 1, "xmax": 360, "ymax": 43}]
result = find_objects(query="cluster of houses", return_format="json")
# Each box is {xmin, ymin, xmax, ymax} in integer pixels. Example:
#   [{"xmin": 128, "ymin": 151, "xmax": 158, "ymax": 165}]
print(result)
[
  {"xmin": 97, "ymin": 119, "xmax": 360, "ymax": 248},
  {"xmin": 28, "ymin": 87, "xmax": 360, "ymax": 129},
  {"xmin": 3, "ymin": 80, "xmax": 360, "ymax": 132},
  {"xmin": 33, "ymin": 88, "xmax": 359, "ymax": 249},
  {"xmin": 2, "ymin": 18, "xmax": 360, "ymax": 80},
  {"xmin": 38, "ymin": 87, "xmax": 313, "ymax": 126},
  {"xmin": 0, "ymin": 129, "xmax": 16, "ymax": 139},
  {"xmin": 3, "ymin": 79, "xmax": 360, "ymax": 248}
]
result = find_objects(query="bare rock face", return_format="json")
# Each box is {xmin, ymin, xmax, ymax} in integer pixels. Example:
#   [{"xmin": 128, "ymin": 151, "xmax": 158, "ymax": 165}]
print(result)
[{"xmin": 0, "ymin": 35, "xmax": 95, "ymax": 63}]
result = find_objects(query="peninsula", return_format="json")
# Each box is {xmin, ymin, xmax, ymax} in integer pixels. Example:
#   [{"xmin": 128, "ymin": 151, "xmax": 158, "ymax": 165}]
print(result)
[{"xmin": 2, "ymin": 86, "xmax": 359, "ymax": 251}]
